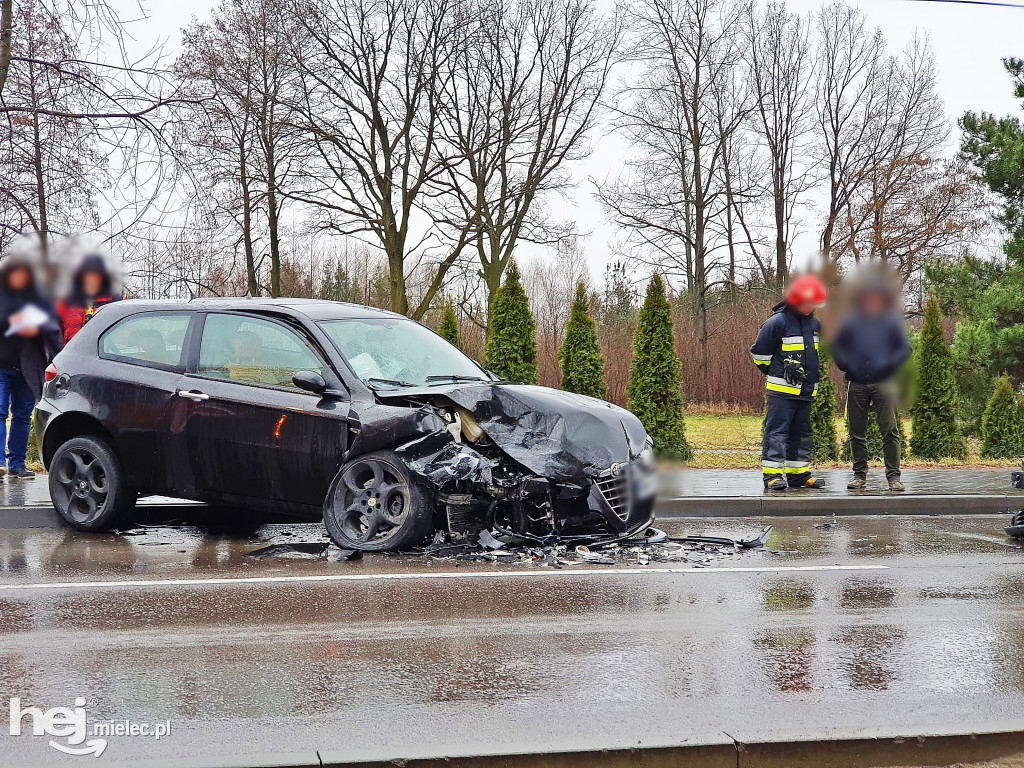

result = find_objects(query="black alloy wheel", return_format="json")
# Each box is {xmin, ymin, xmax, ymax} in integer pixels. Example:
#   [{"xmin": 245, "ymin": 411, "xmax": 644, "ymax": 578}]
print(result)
[
  {"xmin": 323, "ymin": 450, "xmax": 432, "ymax": 551},
  {"xmin": 49, "ymin": 435, "xmax": 136, "ymax": 531}
]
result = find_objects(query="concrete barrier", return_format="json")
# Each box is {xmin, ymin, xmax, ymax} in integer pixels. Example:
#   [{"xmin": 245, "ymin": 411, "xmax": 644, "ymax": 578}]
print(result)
[{"xmin": 88, "ymin": 729, "xmax": 1024, "ymax": 768}]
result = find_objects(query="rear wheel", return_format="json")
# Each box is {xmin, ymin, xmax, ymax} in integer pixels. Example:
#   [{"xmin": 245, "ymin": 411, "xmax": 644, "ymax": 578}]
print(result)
[
  {"xmin": 323, "ymin": 450, "xmax": 433, "ymax": 551},
  {"xmin": 49, "ymin": 436, "xmax": 136, "ymax": 531}
]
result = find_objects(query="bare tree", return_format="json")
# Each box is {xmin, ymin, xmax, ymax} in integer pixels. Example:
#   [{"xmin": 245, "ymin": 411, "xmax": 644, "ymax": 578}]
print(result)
[
  {"xmin": 595, "ymin": 0, "xmax": 747, "ymax": 378},
  {"xmin": 288, "ymin": 0, "xmax": 463, "ymax": 319},
  {"xmin": 815, "ymin": 1, "xmax": 892, "ymax": 265},
  {"xmin": 745, "ymin": 0, "xmax": 814, "ymax": 283},
  {"xmin": 823, "ymin": 31, "xmax": 954, "ymax": 278},
  {"xmin": 0, "ymin": 0, "xmax": 190, "ymax": 267},
  {"xmin": 438, "ymin": 0, "xmax": 617, "ymax": 323},
  {"xmin": 178, "ymin": 0, "xmax": 306, "ymax": 296},
  {"xmin": 0, "ymin": 0, "xmax": 104, "ymax": 259}
]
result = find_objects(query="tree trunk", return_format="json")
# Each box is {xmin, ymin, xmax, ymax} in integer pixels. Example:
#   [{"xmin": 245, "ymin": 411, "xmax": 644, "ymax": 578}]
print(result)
[
  {"xmin": 0, "ymin": 0, "xmax": 12, "ymax": 99},
  {"xmin": 774, "ymin": 176, "xmax": 787, "ymax": 284},
  {"xmin": 266, "ymin": 151, "xmax": 281, "ymax": 297},
  {"xmin": 29, "ymin": 59, "xmax": 49, "ymax": 267},
  {"xmin": 239, "ymin": 146, "xmax": 258, "ymax": 296}
]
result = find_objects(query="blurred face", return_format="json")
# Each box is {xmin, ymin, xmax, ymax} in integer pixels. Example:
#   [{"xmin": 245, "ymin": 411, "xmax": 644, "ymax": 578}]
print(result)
[
  {"xmin": 6, "ymin": 267, "xmax": 31, "ymax": 292},
  {"xmin": 857, "ymin": 291, "xmax": 889, "ymax": 317},
  {"xmin": 795, "ymin": 301, "xmax": 815, "ymax": 316},
  {"xmin": 82, "ymin": 270, "xmax": 104, "ymax": 297}
]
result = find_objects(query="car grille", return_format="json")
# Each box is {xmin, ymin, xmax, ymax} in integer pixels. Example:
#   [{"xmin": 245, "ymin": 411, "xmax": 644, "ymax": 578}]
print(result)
[{"xmin": 595, "ymin": 464, "xmax": 633, "ymax": 522}]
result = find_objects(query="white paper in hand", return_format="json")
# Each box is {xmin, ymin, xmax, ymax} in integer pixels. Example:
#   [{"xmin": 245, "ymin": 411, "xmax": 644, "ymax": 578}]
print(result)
[{"xmin": 6, "ymin": 304, "xmax": 49, "ymax": 337}]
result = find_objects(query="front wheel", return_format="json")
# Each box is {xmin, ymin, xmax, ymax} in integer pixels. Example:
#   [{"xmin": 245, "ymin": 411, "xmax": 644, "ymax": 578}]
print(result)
[
  {"xmin": 323, "ymin": 450, "xmax": 434, "ymax": 551},
  {"xmin": 49, "ymin": 436, "xmax": 136, "ymax": 531}
]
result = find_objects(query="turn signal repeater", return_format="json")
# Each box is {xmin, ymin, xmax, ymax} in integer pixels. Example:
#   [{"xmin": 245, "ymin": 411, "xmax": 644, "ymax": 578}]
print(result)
[{"xmin": 44, "ymin": 363, "xmax": 58, "ymax": 382}]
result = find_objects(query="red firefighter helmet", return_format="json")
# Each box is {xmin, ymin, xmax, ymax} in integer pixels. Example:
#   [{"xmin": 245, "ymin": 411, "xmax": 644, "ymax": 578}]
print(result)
[{"xmin": 785, "ymin": 274, "xmax": 827, "ymax": 309}]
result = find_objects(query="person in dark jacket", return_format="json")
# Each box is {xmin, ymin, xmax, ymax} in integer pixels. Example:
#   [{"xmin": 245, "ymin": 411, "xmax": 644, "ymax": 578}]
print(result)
[
  {"xmin": 832, "ymin": 268, "xmax": 912, "ymax": 492},
  {"xmin": 0, "ymin": 257, "xmax": 63, "ymax": 478},
  {"xmin": 751, "ymin": 274, "xmax": 828, "ymax": 491},
  {"xmin": 57, "ymin": 254, "xmax": 122, "ymax": 343}
]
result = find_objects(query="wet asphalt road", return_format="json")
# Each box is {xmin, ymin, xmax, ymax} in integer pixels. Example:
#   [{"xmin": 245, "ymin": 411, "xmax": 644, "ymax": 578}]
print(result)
[{"xmin": 2, "ymin": 515, "xmax": 1024, "ymax": 766}]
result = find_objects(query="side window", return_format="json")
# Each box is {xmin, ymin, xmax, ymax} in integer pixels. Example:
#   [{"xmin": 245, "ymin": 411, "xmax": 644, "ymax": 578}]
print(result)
[
  {"xmin": 100, "ymin": 313, "xmax": 192, "ymax": 369},
  {"xmin": 197, "ymin": 313, "xmax": 324, "ymax": 389}
]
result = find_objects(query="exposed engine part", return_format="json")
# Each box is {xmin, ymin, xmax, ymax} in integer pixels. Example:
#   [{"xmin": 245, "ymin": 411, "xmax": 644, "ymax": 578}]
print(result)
[
  {"xmin": 442, "ymin": 492, "xmax": 475, "ymax": 533},
  {"xmin": 457, "ymin": 407, "xmax": 485, "ymax": 442},
  {"xmin": 379, "ymin": 386, "xmax": 656, "ymax": 545}
]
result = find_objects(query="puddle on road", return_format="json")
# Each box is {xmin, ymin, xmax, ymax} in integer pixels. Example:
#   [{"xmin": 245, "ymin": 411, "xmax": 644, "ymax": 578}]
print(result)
[{"xmin": 3, "ymin": 514, "xmax": 1024, "ymax": 585}]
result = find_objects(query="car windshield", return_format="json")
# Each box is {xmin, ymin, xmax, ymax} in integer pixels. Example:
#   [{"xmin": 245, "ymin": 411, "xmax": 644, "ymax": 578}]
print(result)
[{"xmin": 319, "ymin": 317, "xmax": 489, "ymax": 388}]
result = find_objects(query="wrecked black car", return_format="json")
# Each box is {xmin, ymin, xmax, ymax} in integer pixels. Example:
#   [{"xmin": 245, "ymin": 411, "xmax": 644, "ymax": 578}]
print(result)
[{"xmin": 35, "ymin": 299, "xmax": 657, "ymax": 550}]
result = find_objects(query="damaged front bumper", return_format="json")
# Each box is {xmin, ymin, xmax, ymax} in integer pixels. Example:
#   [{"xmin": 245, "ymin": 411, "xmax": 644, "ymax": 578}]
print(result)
[{"xmin": 389, "ymin": 394, "xmax": 658, "ymax": 542}]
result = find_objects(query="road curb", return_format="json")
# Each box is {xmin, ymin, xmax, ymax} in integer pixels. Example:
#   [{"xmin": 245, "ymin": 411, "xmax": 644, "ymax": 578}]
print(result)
[
  {"xmin": 0, "ymin": 505, "xmax": 63, "ymax": 528},
  {"xmin": 657, "ymin": 493, "xmax": 1018, "ymax": 518},
  {"xmin": 1, "ymin": 493, "xmax": 1018, "ymax": 530},
  {"xmin": 86, "ymin": 729, "xmax": 1024, "ymax": 768}
]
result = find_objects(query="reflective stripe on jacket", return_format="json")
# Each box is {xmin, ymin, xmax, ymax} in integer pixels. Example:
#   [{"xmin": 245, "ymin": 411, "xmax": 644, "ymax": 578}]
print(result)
[{"xmin": 749, "ymin": 301, "xmax": 821, "ymax": 401}]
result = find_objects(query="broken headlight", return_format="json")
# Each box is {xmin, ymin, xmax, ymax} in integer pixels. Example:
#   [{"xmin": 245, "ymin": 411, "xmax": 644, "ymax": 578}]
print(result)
[{"xmin": 639, "ymin": 440, "xmax": 655, "ymax": 468}]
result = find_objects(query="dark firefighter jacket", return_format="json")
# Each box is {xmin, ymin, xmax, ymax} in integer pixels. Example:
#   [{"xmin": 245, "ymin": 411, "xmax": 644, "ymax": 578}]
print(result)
[{"xmin": 750, "ymin": 300, "xmax": 821, "ymax": 401}]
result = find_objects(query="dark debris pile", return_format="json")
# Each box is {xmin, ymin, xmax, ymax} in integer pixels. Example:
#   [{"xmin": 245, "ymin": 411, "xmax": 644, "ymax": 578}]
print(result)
[
  {"xmin": 411, "ymin": 525, "xmax": 774, "ymax": 567},
  {"xmin": 240, "ymin": 525, "xmax": 774, "ymax": 566}
]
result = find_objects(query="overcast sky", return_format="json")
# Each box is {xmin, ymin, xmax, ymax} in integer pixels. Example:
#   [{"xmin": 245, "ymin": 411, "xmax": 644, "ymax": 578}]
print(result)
[{"xmin": 115, "ymin": 0, "xmax": 1024, "ymax": 280}]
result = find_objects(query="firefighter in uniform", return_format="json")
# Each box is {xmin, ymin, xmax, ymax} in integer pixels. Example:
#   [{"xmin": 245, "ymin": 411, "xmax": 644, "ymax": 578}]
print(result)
[{"xmin": 750, "ymin": 274, "xmax": 828, "ymax": 491}]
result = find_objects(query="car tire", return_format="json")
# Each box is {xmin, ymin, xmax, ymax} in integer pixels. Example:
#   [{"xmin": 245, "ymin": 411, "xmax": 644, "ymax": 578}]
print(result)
[
  {"xmin": 323, "ymin": 450, "xmax": 434, "ymax": 552},
  {"xmin": 49, "ymin": 435, "xmax": 137, "ymax": 532}
]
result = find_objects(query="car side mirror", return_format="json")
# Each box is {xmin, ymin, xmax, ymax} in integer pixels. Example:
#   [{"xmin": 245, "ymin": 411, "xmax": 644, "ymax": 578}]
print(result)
[{"xmin": 293, "ymin": 370, "xmax": 328, "ymax": 395}]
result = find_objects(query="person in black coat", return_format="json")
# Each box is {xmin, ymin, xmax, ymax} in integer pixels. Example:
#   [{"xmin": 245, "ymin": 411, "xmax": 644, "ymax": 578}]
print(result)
[
  {"xmin": 0, "ymin": 257, "xmax": 63, "ymax": 478},
  {"xmin": 832, "ymin": 268, "xmax": 912, "ymax": 492}
]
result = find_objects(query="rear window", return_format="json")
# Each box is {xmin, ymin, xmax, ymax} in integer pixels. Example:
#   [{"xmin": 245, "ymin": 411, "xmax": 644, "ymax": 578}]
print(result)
[{"xmin": 100, "ymin": 313, "xmax": 192, "ymax": 369}]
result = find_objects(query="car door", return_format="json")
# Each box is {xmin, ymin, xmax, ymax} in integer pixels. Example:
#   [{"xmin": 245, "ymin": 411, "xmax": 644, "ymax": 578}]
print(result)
[
  {"xmin": 95, "ymin": 310, "xmax": 195, "ymax": 493},
  {"xmin": 177, "ymin": 311, "xmax": 350, "ymax": 507}
]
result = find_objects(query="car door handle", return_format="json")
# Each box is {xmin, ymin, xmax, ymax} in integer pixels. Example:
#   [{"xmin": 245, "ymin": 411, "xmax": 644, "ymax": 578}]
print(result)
[{"xmin": 177, "ymin": 389, "xmax": 210, "ymax": 401}]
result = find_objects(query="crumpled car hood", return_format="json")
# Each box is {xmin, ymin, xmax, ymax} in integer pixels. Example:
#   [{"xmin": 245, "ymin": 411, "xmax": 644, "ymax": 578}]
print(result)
[{"xmin": 442, "ymin": 384, "xmax": 648, "ymax": 481}]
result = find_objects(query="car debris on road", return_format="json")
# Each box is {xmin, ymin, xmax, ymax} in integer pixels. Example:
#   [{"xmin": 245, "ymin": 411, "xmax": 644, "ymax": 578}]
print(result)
[{"xmin": 241, "ymin": 525, "xmax": 774, "ymax": 568}]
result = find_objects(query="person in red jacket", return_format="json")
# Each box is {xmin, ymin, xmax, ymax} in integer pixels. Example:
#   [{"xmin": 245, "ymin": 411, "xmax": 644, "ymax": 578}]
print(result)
[{"xmin": 58, "ymin": 255, "xmax": 122, "ymax": 343}]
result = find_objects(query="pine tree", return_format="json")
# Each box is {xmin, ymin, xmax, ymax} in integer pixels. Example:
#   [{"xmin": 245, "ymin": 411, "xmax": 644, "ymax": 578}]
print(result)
[
  {"xmin": 982, "ymin": 376, "xmax": 1024, "ymax": 458},
  {"xmin": 626, "ymin": 274, "xmax": 692, "ymax": 461},
  {"xmin": 810, "ymin": 346, "xmax": 839, "ymax": 462},
  {"xmin": 439, "ymin": 301, "xmax": 460, "ymax": 348},
  {"xmin": 484, "ymin": 262, "xmax": 538, "ymax": 384},
  {"xmin": 558, "ymin": 283, "xmax": 607, "ymax": 399},
  {"xmin": 911, "ymin": 297, "xmax": 967, "ymax": 460}
]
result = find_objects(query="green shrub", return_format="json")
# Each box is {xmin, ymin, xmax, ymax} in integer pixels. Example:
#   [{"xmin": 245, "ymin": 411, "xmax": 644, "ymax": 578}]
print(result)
[
  {"xmin": 439, "ymin": 301, "xmax": 459, "ymax": 348},
  {"xmin": 559, "ymin": 283, "xmax": 606, "ymax": 399},
  {"xmin": 810, "ymin": 346, "xmax": 839, "ymax": 462},
  {"xmin": 910, "ymin": 297, "xmax": 967, "ymax": 460},
  {"xmin": 981, "ymin": 375, "xmax": 1024, "ymax": 458},
  {"xmin": 626, "ymin": 274, "xmax": 692, "ymax": 461},
  {"xmin": 484, "ymin": 261, "xmax": 538, "ymax": 384}
]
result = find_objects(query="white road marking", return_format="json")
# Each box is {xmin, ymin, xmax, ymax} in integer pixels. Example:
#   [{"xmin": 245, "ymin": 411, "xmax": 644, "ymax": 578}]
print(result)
[{"xmin": 0, "ymin": 564, "xmax": 888, "ymax": 592}]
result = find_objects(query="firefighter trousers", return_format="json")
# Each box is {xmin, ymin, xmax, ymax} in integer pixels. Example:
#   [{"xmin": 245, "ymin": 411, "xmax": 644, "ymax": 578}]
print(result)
[{"xmin": 762, "ymin": 394, "xmax": 812, "ymax": 486}]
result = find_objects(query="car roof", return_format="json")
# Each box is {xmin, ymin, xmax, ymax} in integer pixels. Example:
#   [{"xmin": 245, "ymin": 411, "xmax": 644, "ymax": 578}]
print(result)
[{"xmin": 118, "ymin": 297, "xmax": 408, "ymax": 322}]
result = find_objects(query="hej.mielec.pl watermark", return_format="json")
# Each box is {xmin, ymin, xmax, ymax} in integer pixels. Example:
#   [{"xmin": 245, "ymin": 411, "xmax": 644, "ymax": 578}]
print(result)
[{"xmin": 9, "ymin": 697, "xmax": 171, "ymax": 758}]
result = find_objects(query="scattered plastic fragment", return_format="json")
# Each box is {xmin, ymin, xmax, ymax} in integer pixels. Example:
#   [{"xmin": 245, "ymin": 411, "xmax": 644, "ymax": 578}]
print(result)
[
  {"xmin": 575, "ymin": 545, "xmax": 616, "ymax": 565},
  {"xmin": 327, "ymin": 546, "xmax": 363, "ymax": 562},
  {"xmin": 244, "ymin": 542, "xmax": 329, "ymax": 559}
]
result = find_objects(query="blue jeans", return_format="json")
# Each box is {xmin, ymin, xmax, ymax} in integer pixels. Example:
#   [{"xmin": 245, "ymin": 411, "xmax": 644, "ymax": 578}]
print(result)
[{"xmin": 0, "ymin": 368, "xmax": 36, "ymax": 471}]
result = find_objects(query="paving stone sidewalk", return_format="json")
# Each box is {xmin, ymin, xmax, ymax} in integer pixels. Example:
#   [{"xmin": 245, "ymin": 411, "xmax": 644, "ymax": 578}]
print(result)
[{"xmin": 661, "ymin": 467, "xmax": 1022, "ymax": 498}]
